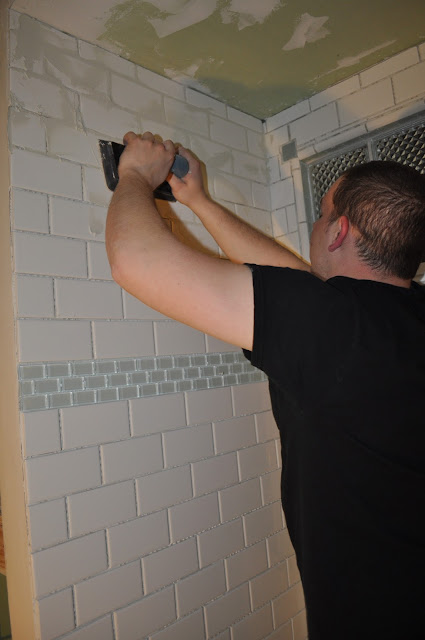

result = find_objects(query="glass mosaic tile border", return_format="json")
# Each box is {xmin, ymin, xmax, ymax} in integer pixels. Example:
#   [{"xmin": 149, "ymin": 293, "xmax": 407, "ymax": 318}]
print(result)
[{"xmin": 19, "ymin": 352, "xmax": 267, "ymax": 412}]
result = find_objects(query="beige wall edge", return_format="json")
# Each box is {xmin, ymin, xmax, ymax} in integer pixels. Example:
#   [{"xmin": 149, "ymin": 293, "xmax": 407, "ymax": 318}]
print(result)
[{"xmin": 0, "ymin": 2, "xmax": 37, "ymax": 638}]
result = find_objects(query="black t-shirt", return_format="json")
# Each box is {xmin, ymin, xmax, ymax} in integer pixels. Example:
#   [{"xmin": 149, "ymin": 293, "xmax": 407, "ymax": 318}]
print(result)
[{"xmin": 244, "ymin": 265, "xmax": 425, "ymax": 639}]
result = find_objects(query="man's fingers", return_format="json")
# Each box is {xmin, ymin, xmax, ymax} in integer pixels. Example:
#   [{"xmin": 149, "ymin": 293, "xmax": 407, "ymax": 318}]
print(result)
[
  {"xmin": 141, "ymin": 131, "xmax": 155, "ymax": 141},
  {"xmin": 123, "ymin": 131, "xmax": 137, "ymax": 145}
]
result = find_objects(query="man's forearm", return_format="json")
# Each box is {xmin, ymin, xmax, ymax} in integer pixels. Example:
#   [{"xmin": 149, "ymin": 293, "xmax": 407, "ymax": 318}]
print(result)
[{"xmin": 190, "ymin": 195, "xmax": 310, "ymax": 271}]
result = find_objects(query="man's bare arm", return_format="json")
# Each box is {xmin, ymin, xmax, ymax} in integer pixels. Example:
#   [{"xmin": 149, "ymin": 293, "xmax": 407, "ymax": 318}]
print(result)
[
  {"xmin": 169, "ymin": 148, "xmax": 311, "ymax": 271},
  {"xmin": 106, "ymin": 132, "xmax": 254, "ymax": 351}
]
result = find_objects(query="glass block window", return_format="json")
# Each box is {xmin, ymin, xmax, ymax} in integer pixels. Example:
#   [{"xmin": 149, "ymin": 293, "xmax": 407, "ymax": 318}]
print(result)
[
  {"xmin": 301, "ymin": 111, "xmax": 425, "ymax": 230},
  {"xmin": 376, "ymin": 121, "xmax": 425, "ymax": 173},
  {"xmin": 310, "ymin": 146, "xmax": 368, "ymax": 215}
]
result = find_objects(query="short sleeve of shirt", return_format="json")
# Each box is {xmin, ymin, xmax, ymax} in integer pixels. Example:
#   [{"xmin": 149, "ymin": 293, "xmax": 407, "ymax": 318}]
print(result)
[{"xmin": 244, "ymin": 265, "xmax": 350, "ymax": 400}]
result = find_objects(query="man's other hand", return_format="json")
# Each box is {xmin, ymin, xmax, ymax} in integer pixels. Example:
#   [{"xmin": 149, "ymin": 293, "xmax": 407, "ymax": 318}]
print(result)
[
  {"xmin": 169, "ymin": 147, "xmax": 209, "ymax": 209},
  {"xmin": 119, "ymin": 131, "xmax": 175, "ymax": 190}
]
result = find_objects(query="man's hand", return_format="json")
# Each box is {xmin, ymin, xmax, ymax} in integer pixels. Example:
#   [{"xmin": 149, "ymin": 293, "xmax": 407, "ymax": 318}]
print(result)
[
  {"xmin": 118, "ymin": 131, "xmax": 175, "ymax": 190},
  {"xmin": 168, "ymin": 147, "xmax": 209, "ymax": 209}
]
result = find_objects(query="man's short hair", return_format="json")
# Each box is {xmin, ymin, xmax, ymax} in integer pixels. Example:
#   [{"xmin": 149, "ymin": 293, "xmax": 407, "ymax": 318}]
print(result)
[{"xmin": 331, "ymin": 160, "xmax": 425, "ymax": 279}]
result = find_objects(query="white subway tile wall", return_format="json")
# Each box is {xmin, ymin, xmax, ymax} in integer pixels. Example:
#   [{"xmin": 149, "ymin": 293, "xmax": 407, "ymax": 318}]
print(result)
[{"xmin": 8, "ymin": 8, "xmax": 425, "ymax": 640}]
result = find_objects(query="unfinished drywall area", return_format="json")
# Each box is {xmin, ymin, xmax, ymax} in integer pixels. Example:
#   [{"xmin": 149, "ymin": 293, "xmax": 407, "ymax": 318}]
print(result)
[{"xmin": 6, "ymin": 10, "xmax": 305, "ymax": 640}]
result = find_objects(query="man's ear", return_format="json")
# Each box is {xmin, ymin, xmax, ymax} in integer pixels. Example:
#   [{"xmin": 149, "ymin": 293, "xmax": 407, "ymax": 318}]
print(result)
[{"xmin": 328, "ymin": 216, "xmax": 349, "ymax": 252}]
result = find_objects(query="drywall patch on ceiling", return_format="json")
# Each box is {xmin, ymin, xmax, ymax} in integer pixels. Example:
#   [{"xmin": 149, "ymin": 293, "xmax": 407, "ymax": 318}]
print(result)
[
  {"xmin": 333, "ymin": 40, "xmax": 397, "ymax": 70},
  {"xmin": 148, "ymin": 0, "xmax": 218, "ymax": 38},
  {"xmin": 221, "ymin": 0, "xmax": 282, "ymax": 31},
  {"xmin": 283, "ymin": 13, "xmax": 330, "ymax": 51}
]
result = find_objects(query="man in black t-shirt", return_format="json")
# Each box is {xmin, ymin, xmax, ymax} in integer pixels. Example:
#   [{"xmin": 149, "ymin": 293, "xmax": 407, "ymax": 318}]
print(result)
[{"xmin": 106, "ymin": 132, "xmax": 425, "ymax": 638}]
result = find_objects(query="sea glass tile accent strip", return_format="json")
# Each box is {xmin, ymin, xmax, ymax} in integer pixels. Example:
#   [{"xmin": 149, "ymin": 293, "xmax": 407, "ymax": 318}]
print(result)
[{"xmin": 19, "ymin": 352, "xmax": 267, "ymax": 412}]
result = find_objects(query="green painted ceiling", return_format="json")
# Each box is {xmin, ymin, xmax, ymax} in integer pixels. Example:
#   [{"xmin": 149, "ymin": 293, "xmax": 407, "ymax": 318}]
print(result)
[{"xmin": 11, "ymin": 0, "xmax": 425, "ymax": 119}]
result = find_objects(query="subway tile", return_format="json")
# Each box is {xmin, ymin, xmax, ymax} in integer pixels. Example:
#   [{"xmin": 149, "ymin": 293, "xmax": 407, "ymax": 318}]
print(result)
[
  {"xmin": 10, "ymin": 68, "xmax": 76, "ymax": 121},
  {"xmin": 130, "ymin": 393, "xmax": 186, "ymax": 436},
  {"xmin": 186, "ymin": 87, "xmax": 227, "ymax": 117},
  {"xmin": 219, "ymin": 478, "xmax": 263, "ymax": 522},
  {"xmin": 154, "ymin": 322, "xmax": 206, "ymax": 356},
  {"xmin": 314, "ymin": 123, "xmax": 368, "ymax": 153},
  {"xmin": 251, "ymin": 563, "xmax": 289, "ymax": 610},
  {"xmin": 101, "ymin": 434, "xmax": 163, "ymax": 483},
  {"xmin": 232, "ymin": 381, "xmax": 271, "ymax": 416},
  {"xmin": 204, "ymin": 584, "xmax": 250, "ymax": 638},
  {"xmin": 244, "ymin": 502, "xmax": 284, "ymax": 546},
  {"xmin": 87, "ymin": 242, "xmax": 112, "ymax": 280},
  {"xmin": 214, "ymin": 173, "xmax": 252, "ymax": 205},
  {"xmin": 136, "ymin": 466, "xmax": 192, "ymax": 514},
  {"xmin": 138, "ymin": 65, "xmax": 186, "ymax": 99},
  {"xmin": 292, "ymin": 608, "xmax": 308, "ymax": 640},
  {"xmin": 11, "ymin": 148, "xmax": 82, "ymax": 199},
  {"xmin": 337, "ymin": 78, "xmax": 394, "ymax": 126},
  {"xmin": 231, "ymin": 604, "xmax": 274, "ymax": 640},
  {"xmin": 28, "ymin": 498, "xmax": 68, "ymax": 551},
  {"xmin": 265, "ymin": 624, "xmax": 293, "ymax": 640},
  {"xmin": 393, "ymin": 59, "xmax": 425, "ymax": 103},
  {"xmin": 189, "ymin": 136, "xmax": 233, "ymax": 174},
  {"xmin": 366, "ymin": 101, "xmax": 425, "ymax": 132},
  {"xmin": 265, "ymin": 100, "xmax": 311, "ymax": 132},
  {"xmin": 50, "ymin": 196, "xmax": 107, "ymax": 241},
  {"xmin": 309, "ymin": 75, "xmax": 361, "ymax": 110},
  {"xmin": 232, "ymin": 151, "xmax": 267, "ymax": 182},
  {"xmin": 9, "ymin": 109, "xmax": 46, "ymax": 152},
  {"xmin": 142, "ymin": 538, "xmax": 199, "ymax": 594},
  {"xmin": 238, "ymin": 441, "xmax": 279, "ymax": 482},
  {"xmin": 292, "ymin": 167, "xmax": 307, "ymax": 224},
  {"xmin": 165, "ymin": 97, "xmax": 209, "ymax": 136},
  {"xmin": 256, "ymin": 410, "xmax": 279, "ymax": 443},
  {"xmin": 227, "ymin": 106, "xmax": 264, "ymax": 132},
  {"xmin": 26, "ymin": 447, "xmax": 101, "ymax": 504},
  {"xmin": 46, "ymin": 121, "xmax": 101, "ymax": 166},
  {"xmin": 252, "ymin": 181, "xmax": 271, "ymax": 211},
  {"xmin": 68, "ymin": 481, "xmax": 137, "ymax": 537},
  {"xmin": 14, "ymin": 232, "xmax": 87, "ymax": 277},
  {"xmin": 213, "ymin": 415, "xmax": 257, "ymax": 454},
  {"xmin": 150, "ymin": 609, "xmax": 205, "ymax": 640},
  {"xmin": 271, "ymin": 209, "xmax": 288, "ymax": 238},
  {"xmin": 75, "ymin": 562, "xmax": 143, "ymax": 626},
  {"xmin": 210, "ymin": 115, "xmax": 247, "ymax": 150},
  {"xmin": 198, "ymin": 519, "xmax": 244, "ymax": 568},
  {"xmin": 225, "ymin": 540, "xmax": 268, "ymax": 590},
  {"xmin": 205, "ymin": 335, "xmax": 238, "ymax": 353},
  {"xmin": 272, "ymin": 582, "xmax": 306, "ymax": 628},
  {"xmin": 111, "ymin": 74, "xmax": 164, "ymax": 118},
  {"xmin": 271, "ymin": 177, "xmax": 295, "ymax": 210},
  {"xmin": 38, "ymin": 588, "xmax": 75, "ymax": 640},
  {"xmin": 261, "ymin": 470, "xmax": 282, "ymax": 505},
  {"xmin": 12, "ymin": 188, "xmax": 49, "ymax": 233},
  {"xmin": 185, "ymin": 387, "xmax": 233, "ymax": 425},
  {"xmin": 267, "ymin": 529, "xmax": 295, "ymax": 566},
  {"xmin": 45, "ymin": 53, "xmax": 108, "ymax": 95},
  {"xmin": 83, "ymin": 166, "xmax": 113, "ymax": 207},
  {"xmin": 163, "ymin": 423, "xmax": 214, "ymax": 468},
  {"xmin": 176, "ymin": 562, "xmax": 226, "ymax": 617},
  {"xmin": 169, "ymin": 493, "xmax": 220, "ymax": 542},
  {"xmin": 288, "ymin": 554, "xmax": 302, "ymax": 586},
  {"xmin": 19, "ymin": 319, "xmax": 92, "ymax": 362},
  {"xmin": 108, "ymin": 511, "xmax": 169, "ymax": 567},
  {"xmin": 92, "ymin": 320, "xmax": 155, "ymax": 359},
  {"xmin": 54, "ymin": 617, "xmax": 114, "ymax": 640},
  {"xmin": 23, "ymin": 409, "xmax": 60, "ymax": 457},
  {"xmin": 192, "ymin": 452, "xmax": 239, "ymax": 496},
  {"xmin": 264, "ymin": 125, "xmax": 290, "ymax": 158},
  {"xmin": 55, "ymin": 279, "xmax": 123, "ymax": 319},
  {"xmin": 32, "ymin": 531, "xmax": 108, "ymax": 598},
  {"xmin": 289, "ymin": 103, "xmax": 339, "ymax": 146},
  {"xmin": 123, "ymin": 291, "xmax": 167, "ymax": 320},
  {"xmin": 79, "ymin": 41, "xmax": 137, "ymax": 78},
  {"xmin": 16, "ymin": 275, "xmax": 54, "ymax": 318},
  {"xmin": 361, "ymin": 47, "xmax": 419, "ymax": 87},
  {"xmin": 114, "ymin": 586, "xmax": 176, "ymax": 640},
  {"xmin": 61, "ymin": 401, "xmax": 130, "ymax": 449},
  {"xmin": 79, "ymin": 95, "xmax": 139, "ymax": 139}
]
